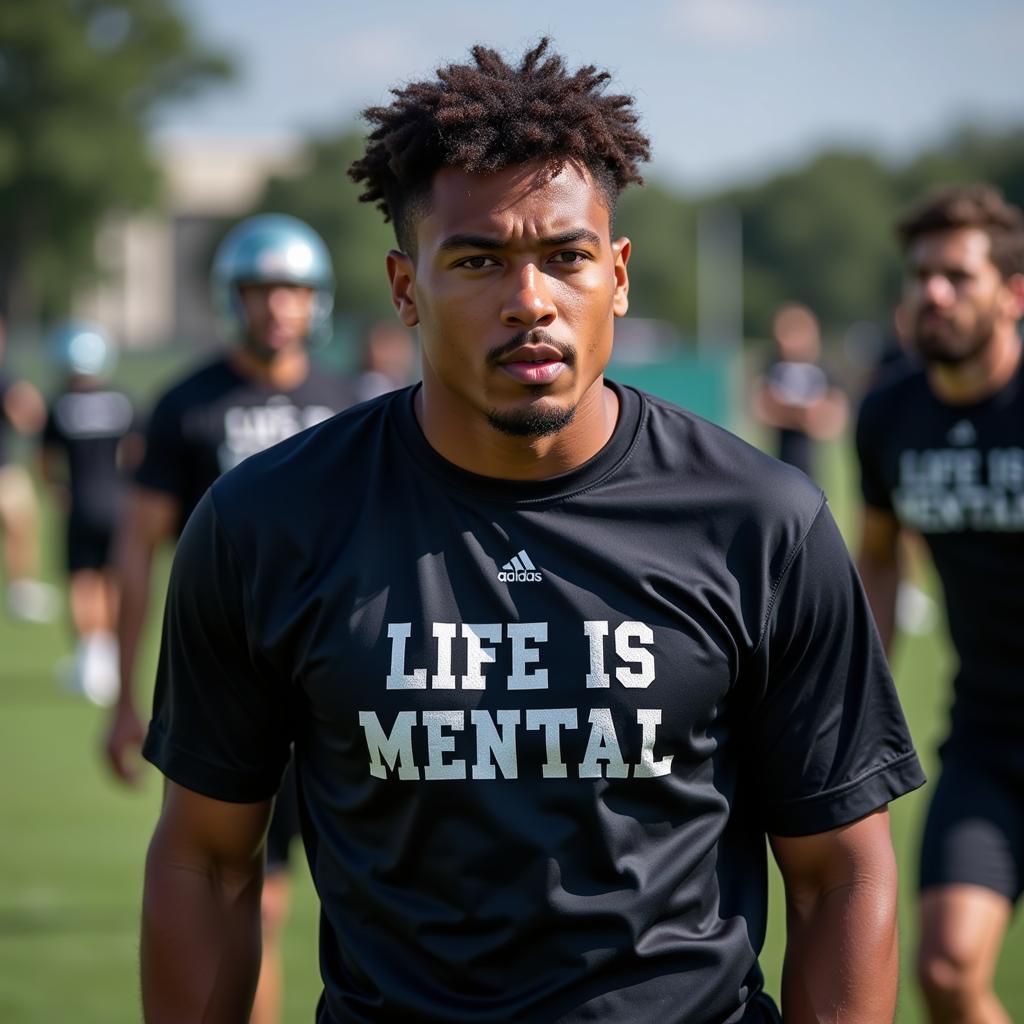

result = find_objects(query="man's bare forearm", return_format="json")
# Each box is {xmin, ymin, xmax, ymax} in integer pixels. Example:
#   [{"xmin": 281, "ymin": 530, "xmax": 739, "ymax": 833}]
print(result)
[
  {"xmin": 142, "ymin": 825, "xmax": 264, "ymax": 1023},
  {"xmin": 856, "ymin": 555, "xmax": 900, "ymax": 655},
  {"xmin": 781, "ymin": 874, "xmax": 899, "ymax": 1024},
  {"xmin": 116, "ymin": 537, "xmax": 153, "ymax": 706}
]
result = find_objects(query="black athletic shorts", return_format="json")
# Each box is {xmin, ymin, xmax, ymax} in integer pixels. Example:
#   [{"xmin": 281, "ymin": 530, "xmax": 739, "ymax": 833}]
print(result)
[
  {"xmin": 266, "ymin": 757, "xmax": 301, "ymax": 874},
  {"xmin": 919, "ymin": 744, "xmax": 1024, "ymax": 904},
  {"xmin": 66, "ymin": 518, "xmax": 115, "ymax": 573}
]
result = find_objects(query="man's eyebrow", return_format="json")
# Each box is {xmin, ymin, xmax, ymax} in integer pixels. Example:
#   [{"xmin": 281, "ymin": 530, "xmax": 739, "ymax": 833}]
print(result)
[
  {"xmin": 541, "ymin": 228, "xmax": 603, "ymax": 248},
  {"xmin": 437, "ymin": 228, "xmax": 604, "ymax": 253},
  {"xmin": 437, "ymin": 234, "xmax": 505, "ymax": 253}
]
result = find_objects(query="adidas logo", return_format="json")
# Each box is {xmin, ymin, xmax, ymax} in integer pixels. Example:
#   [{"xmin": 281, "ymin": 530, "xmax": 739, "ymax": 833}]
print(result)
[
  {"xmin": 947, "ymin": 420, "xmax": 976, "ymax": 447},
  {"xmin": 497, "ymin": 549, "xmax": 542, "ymax": 583}
]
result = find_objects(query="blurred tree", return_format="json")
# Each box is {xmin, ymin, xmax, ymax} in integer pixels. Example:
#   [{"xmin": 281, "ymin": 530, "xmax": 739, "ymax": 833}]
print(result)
[
  {"xmin": 0, "ymin": 0, "xmax": 232, "ymax": 323},
  {"xmin": 726, "ymin": 128, "xmax": 1024, "ymax": 343},
  {"xmin": 615, "ymin": 182, "xmax": 696, "ymax": 332},
  {"xmin": 723, "ymin": 151, "xmax": 902, "ymax": 339},
  {"xmin": 897, "ymin": 126, "xmax": 1024, "ymax": 211}
]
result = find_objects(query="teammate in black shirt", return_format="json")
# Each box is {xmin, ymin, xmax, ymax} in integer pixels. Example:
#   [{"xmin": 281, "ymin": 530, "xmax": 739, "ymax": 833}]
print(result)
[
  {"xmin": 141, "ymin": 41, "xmax": 923, "ymax": 1024},
  {"xmin": 40, "ymin": 322, "xmax": 139, "ymax": 704},
  {"xmin": 107, "ymin": 214, "xmax": 354, "ymax": 1024},
  {"xmin": 751, "ymin": 303, "xmax": 848, "ymax": 483},
  {"xmin": 856, "ymin": 185, "xmax": 1024, "ymax": 1024}
]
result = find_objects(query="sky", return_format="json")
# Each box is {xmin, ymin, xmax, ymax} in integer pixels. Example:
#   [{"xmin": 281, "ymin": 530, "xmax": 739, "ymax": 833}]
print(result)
[{"xmin": 155, "ymin": 0, "xmax": 1024, "ymax": 189}]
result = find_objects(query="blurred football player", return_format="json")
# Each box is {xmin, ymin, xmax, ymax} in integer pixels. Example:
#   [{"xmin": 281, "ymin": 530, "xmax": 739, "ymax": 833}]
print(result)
[
  {"xmin": 106, "ymin": 214, "xmax": 354, "ymax": 1024},
  {"xmin": 751, "ymin": 302, "xmax": 848, "ymax": 483},
  {"xmin": 857, "ymin": 184, "xmax": 1024, "ymax": 1024},
  {"xmin": 39, "ymin": 322, "xmax": 139, "ymax": 704}
]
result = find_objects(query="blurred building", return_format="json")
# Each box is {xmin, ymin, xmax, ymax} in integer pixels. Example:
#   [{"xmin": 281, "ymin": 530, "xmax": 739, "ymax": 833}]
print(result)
[{"xmin": 76, "ymin": 136, "xmax": 303, "ymax": 349}]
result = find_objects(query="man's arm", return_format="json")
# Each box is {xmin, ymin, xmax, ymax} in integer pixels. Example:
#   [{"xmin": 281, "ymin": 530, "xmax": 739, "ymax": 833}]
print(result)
[
  {"xmin": 750, "ymin": 381, "xmax": 848, "ymax": 439},
  {"xmin": 855, "ymin": 506, "xmax": 902, "ymax": 654},
  {"xmin": 37, "ymin": 444, "xmax": 69, "ymax": 514},
  {"xmin": 142, "ymin": 781, "xmax": 272, "ymax": 1023},
  {"xmin": 770, "ymin": 808, "xmax": 900, "ymax": 1024},
  {"xmin": 105, "ymin": 487, "xmax": 180, "ymax": 783},
  {"xmin": 803, "ymin": 386, "xmax": 849, "ymax": 441}
]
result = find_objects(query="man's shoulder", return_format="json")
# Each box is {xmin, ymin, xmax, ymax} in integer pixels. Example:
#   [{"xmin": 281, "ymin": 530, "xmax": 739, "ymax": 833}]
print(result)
[
  {"xmin": 636, "ymin": 386, "xmax": 825, "ymax": 520},
  {"xmin": 52, "ymin": 387, "xmax": 135, "ymax": 430},
  {"xmin": 209, "ymin": 387, "xmax": 403, "ymax": 526},
  {"xmin": 152, "ymin": 355, "xmax": 237, "ymax": 415}
]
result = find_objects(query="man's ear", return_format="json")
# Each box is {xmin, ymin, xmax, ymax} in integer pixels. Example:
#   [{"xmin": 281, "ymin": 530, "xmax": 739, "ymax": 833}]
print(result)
[
  {"xmin": 1004, "ymin": 272, "xmax": 1024, "ymax": 321},
  {"xmin": 612, "ymin": 237, "xmax": 631, "ymax": 318},
  {"xmin": 387, "ymin": 251, "xmax": 419, "ymax": 327}
]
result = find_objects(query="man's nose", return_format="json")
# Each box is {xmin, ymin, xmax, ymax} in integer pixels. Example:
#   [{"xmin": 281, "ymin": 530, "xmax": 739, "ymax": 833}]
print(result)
[
  {"xmin": 921, "ymin": 274, "xmax": 955, "ymax": 306},
  {"xmin": 267, "ymin": 285, "xmax": 302, "ymax": 318},
  {"xmin": 500, "ymin": 264, "xmax": 556, "ymax": 328}
]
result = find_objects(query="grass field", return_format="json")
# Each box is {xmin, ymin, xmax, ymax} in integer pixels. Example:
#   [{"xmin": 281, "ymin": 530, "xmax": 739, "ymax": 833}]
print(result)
[{"xmin": 0, "ymin": 384, "xmax": 1021, "ymax": 1022}]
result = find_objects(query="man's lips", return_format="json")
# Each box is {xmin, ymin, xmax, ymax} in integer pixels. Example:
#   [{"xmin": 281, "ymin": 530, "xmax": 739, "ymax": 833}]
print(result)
[
  {"xmin": 499, "ymin": 360, "xmax": 566, "ymax": 384},
  {"xmin": 497, "ymin": 344, "xmax": 567, "ymax": 385}
]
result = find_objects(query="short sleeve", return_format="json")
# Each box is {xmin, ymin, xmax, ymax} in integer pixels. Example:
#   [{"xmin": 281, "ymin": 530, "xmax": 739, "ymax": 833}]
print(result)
[
  {"xmin": 142, "ymin": 490, "xmax": 293, "ymax": 802},
  {"xmin": 749, "ymin": 502, "xmax": 924, "ymax": 836},
  {"xmin": 856, "ymin": 395, "xmax": 893, "ymax": 511},
  {"xmin": 134, "ymin": 391, "xmax": 189, "ymax": 501}
]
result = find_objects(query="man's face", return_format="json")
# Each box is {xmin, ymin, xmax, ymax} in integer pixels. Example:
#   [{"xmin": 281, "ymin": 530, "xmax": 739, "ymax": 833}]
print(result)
[
  {"xmin": 388, "ymin": 160, "xmax": 630, "ymax": 438},
  {"xmin": 236, "ymin": 281, "xmax": 316, "ymax": 361},
  {"xmin": 903, "ymin": 227, "xmax": 1011, "ymax": 366}
]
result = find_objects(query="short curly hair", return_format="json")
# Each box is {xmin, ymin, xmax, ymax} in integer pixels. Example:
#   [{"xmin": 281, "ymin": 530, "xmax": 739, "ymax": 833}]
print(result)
[
  {"xmin": 348, "ymin": 39, "xmax": 651, "ymax": 254},
  {"xmin": 897, "ymin": 183, "xmax": 1024, "ymax": 279}
]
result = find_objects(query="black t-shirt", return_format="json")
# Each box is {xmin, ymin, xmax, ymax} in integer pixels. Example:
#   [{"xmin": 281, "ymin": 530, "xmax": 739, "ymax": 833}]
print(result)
[
  {"xmin": 146, "ymin": 382, "xmax": 923, "ymax": 1024},
  {"xmin": 857, "ymin": 359, "xmax": 1024, "ymax": 743},
  {"xmin": 43, "ymin": 385, "xmax": 137, "ymax": 528},
  {"xmin": 0, "ymin": 371, "xmax": 12, "ymax": 467},
  {"xmin": 134, "ymin": 356, "xmax": 353, "ymax": 531}
]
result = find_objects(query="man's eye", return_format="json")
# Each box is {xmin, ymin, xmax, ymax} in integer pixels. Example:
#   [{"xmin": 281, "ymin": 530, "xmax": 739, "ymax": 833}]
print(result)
[
  {"xmin": 551, "ymin": 251, "xmax": 588, "ymax": 265},
  {"xmin": 458, "ymin": 256, "xmax": 498, "ymax": 269}
]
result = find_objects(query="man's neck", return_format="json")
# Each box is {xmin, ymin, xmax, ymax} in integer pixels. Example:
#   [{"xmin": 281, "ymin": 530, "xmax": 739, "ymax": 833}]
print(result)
[
  {"xmin": 229, "ymin": 346, "xmax": 310, "ymax": 390},
  {"xmin": 416, "ymin": 378, "xmax": 620, "ymax": 481}
]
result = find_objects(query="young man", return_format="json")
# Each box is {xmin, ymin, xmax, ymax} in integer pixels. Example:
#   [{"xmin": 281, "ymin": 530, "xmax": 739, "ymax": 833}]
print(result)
[
  {"xmin": 856, "ymin": 185, "xmax": 1024, "ymax": 1024},
  {"xmin": 107, "ymin": 213, "xmax": 354, "ymax": 1024},
  {"xmin": 751, "ymin": 302, "xmax": 848, "ymax": 484},
  {"xmin": 141, "ymin": 42, "xmax": 924, "ymax": 1024},
  {"xmin": 39, "ymin": 321, "xmax": 139, "ymax": 705}
]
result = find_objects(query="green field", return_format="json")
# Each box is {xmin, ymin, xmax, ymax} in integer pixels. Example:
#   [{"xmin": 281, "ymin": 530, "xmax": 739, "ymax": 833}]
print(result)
[{"xmin": 0, "ymin": 420, "xmax": 1021, "ymax": 1022}]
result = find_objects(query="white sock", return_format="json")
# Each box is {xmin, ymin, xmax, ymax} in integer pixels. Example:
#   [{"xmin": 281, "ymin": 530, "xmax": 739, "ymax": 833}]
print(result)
[
  {"xmin": 7, "ymin": 579, "xmax": 60, "ymax": 624},
  {"xmin": 78, "ymin": 632, "xmax": 120, "ymax": 707}
]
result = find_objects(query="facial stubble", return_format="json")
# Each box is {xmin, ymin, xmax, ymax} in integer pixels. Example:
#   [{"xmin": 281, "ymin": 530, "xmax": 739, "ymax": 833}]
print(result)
[{"xmin": 914, "ymin": 304, "xmax": 999, "ymax": 367}]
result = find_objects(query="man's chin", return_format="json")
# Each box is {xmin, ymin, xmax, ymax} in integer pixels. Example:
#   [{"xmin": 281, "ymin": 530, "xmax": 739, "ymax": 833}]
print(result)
[
  {"xmin": 241, "ymin": 336, "xmax": 303, "ymax": 362},
  {"xmin": 915, "ymin": 335, "xmax": 984, "ymax": 367},
  {"xmin": 486, "ymin": 401, "xmax": 577, "ymax": 438}
]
